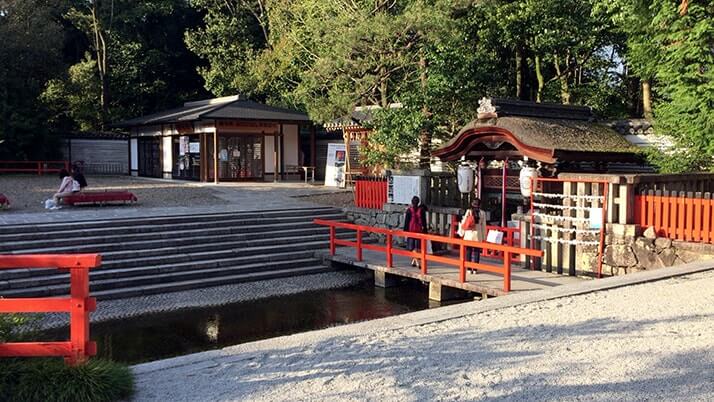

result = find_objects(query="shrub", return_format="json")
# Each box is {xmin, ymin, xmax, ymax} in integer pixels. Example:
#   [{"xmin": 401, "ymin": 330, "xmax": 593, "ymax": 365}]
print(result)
[{"xmin": 0, "ymin": 358, "xmax": 134, "ymax": 402}]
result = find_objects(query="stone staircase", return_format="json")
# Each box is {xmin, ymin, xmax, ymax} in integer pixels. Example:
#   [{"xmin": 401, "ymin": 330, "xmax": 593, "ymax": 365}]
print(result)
[{"xmin": 0, "ymin": 207, "xmax": 349, "ymax": 300}]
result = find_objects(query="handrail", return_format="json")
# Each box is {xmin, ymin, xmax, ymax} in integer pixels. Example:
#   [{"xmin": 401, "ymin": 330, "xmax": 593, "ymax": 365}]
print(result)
[
  {"xmin": 0, "ymin": 254, "xmax": 101, "ymax": 365},
  {"xmin": 0, "ymin": 160, "xmax": 70, "ymax": 175},
  {"xmin": 314, "ymin": 219, "xmax": 542, "ymax": 292}
]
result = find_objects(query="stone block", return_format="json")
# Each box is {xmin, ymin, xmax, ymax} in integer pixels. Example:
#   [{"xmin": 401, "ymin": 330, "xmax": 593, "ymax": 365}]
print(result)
[
  {"xmin": 428, "ymin": 282, "xmax": 471, "ymax": 301},
  {"xmin": 643, "ymin": 226, "xmax": 657, "ymax": 240},
  {"xmin": 607, "ymin": 224, "xmax": 638, "ymax": 238},
  {"xmin": 633, "ymin": 245, "xmax": 664, "ymax": 270},
  {"xmin": 659, "ymin": 247, "xmax": 677, "ymax": 267},
  {"xmin": 676, "ymin": 250, "xmax": 704, "ymax": 264},
  {"xmin": 377, "ymin": 213, "xmax": 387, "ymax": 225},
  {"xmin": 604, "ymin": 245, "xmax": 637, "ymax": 267},
  {"xmin": 635, "ymin": 237, "xmax": 654, "ymax": 250},
  {"xmin": 654, "ymin": 237, "xmax": 672, "ymax": 250},
  {"xmin": 374, "ymin": 270, "xmax": 401, "ymax": 288},
  {"xmin": 387, "ymin": 213, "xmax": 400, "ymax": 228}
]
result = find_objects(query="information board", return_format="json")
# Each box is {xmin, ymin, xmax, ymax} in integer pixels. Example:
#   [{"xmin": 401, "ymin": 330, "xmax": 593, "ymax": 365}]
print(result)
[{"xmin": 324, "ymin": 143, "xmax": 346, "ymax": 187}]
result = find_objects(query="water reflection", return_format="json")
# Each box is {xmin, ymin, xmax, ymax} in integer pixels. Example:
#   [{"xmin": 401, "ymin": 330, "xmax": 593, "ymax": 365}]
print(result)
[{"xmin": 44, "ymin": 279, "xmax": 448, "ymax": 364}]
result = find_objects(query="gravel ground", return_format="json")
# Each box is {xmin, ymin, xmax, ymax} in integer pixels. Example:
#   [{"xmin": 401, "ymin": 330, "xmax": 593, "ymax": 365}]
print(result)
[
  {"xmin": 133, "ymin": 270, "xmax": 714, "ymax": 401},
  {"xmin": 295, "ymin": 190, "xmax": 354, "ymax": 208},
  {"xmin": 29, "ymin": 271, "xmax": 369, "ymax": 331},
  {"xmin": 0, "ymin": 174, "xmax": 227, "ymax": 212}
]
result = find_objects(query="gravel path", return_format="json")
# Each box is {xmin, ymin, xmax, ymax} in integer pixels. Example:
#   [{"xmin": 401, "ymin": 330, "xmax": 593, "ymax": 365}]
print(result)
[
  {"xmin": 133, "ymin": 270, "xmax": 714, "ymax": 401},
  {"xmin": 0, "ymin": 175, "xmax": 227, "ymax": 212}
]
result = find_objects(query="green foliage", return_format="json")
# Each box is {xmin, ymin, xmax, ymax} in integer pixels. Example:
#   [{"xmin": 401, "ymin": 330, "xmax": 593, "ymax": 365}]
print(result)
[
  {"xmin": 43, "ymin": 57, "xmax": 103, "ymax": 132},
  {"xmin": 362, "ymin": 107, "xmax": 426, "ymax": 169},
  {"xmin": 0, "ymin": 358, "xmax": 134, "ymax": 402}
]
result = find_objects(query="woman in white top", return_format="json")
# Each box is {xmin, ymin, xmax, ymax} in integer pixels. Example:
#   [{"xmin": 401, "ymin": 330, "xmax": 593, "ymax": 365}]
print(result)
[
  {"xmin": 52, "ymin": 168, "xmax": 80, "ymax": 208},
  {"xmin": 458, "ymin": 198, "xmax": 488, "ymax": 271}
]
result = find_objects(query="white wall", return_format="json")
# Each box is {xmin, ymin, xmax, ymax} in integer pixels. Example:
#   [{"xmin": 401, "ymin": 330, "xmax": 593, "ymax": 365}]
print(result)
[
  {"xmin": 162, "ymin": 136, "xmax": 173, "ymax": 178},
  {"xmin": 265, "ymin": 135, "xmax": 276, "ymax": 174},
  {"xmin": 130, "ymin": 138, "xmax": 138, "ymax": 175},
  {"xmin": 283, "ymin": 124, "xmax": 299, "ymax": 167}
]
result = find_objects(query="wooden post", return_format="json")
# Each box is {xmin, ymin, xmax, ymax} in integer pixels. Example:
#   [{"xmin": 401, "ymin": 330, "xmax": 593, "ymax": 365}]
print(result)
[
  {"xmin": 213, "ymin": 130, "xmax": 219, "ymax": 184},
  {"xmin": 310, "ymin": 124, "xmax": 317, "ymax": 168},
  {"xmin": 69, "ymin": 268, "xmax": 92, "ymax": 366},
  {"xmin": 503, "ymin": 251, "xmax": 511, "ymax": 292},
  {"xmin": 459, "ymin": 244, "xmax": 466, "ymax": 283},
  {"xmin": 273, "ymin": 133, "xmax": 279, "ymax": 182},
  {"xmin": 386, "ymin": 233, "xmax": 393, "ymax": 268},
  {"xmin": 356, "ymin": 229, "xmax": 362, "ymax": 261}
]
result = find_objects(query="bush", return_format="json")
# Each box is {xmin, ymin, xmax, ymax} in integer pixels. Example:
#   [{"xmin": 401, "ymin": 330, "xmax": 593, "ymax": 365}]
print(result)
[{"xmin": 0, "ymin": 358, "xmax": 134, "ymax": 402}]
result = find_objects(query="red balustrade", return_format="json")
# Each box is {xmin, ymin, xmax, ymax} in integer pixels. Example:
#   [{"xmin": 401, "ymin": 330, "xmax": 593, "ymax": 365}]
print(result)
[
  {"xmin": 314, "ymin": 219, "xmax": 542, "ymax": 293},
  {"xmin": 635, "ymin": 192, "xmax": 714, "ymax": 244},
  {"xmin": 0, "ymin": 160, "xmax": 70, "ymax": 175},
  {"xmin": 0, "ymin": 254, "xmax": 101, "ymax": 366}
]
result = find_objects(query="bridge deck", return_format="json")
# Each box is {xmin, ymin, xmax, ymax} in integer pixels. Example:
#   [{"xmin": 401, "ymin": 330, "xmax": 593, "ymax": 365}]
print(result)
[{"xmin": 326, "ymin": 247, "xmax": 584, "ymax": 297}]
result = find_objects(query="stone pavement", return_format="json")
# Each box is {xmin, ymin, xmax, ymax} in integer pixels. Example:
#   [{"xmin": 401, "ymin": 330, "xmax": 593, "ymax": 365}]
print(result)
[
  {"xmin": 132, "ymin": 260, "xmax": 714, "ymax": 402},
  {"xmin": 0, "ymin": 179, "xmax": 349, "ymax": 225}
]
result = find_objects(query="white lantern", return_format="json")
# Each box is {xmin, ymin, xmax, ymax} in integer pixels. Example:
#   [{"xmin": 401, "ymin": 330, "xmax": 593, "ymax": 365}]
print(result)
[
  {"xmin": 457, "ymin": 164, "xmax": 475, "ymax": 194},
  {"xmin": 519, "ymin": 166, "xmax": 537, "ymax": 197}
]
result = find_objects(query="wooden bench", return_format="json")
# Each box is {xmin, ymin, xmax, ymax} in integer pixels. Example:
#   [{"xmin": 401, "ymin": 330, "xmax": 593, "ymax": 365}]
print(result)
[
  {"xmin": 63, "ymin": 191, "xmax": 137, "ymax": 206},
  {"xmin": 0, "ymin": 193, "xmax": 9, "ymax": 208}
]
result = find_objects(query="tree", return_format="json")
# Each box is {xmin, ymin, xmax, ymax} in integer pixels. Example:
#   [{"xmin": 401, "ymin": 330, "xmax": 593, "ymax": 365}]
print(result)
[{"xmin": 0, "ymin": 0, "xmax": 66, "ymax": 159}]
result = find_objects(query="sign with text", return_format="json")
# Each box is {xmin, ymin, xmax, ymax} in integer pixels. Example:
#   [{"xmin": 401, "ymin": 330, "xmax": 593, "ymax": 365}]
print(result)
[{"xmin": 324, "ymin": 143, "xmax": 346, "ymax": 187}]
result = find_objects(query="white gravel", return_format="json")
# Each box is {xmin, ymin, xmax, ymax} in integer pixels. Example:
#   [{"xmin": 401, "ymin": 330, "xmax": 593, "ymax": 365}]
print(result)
[{"xmin": 132, "ymin": 270, "xmax": 714, "ymax": 401}]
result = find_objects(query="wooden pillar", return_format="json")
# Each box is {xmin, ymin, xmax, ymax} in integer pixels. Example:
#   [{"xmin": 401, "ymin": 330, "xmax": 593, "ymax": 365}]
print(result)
[
  {"xmin": 279, "ymin": 123, "xmax": 285, "ymax": 180},
  {"xmin": 310, "ymin": 125, "xmax": 317, "ymax": 168},
  {"xmin": 273, "ymin": 132, "xmax": 279, "ymax": 182},
  {"xmin": 213, "ymin": 130, "xmax": 219, "ymax": 184}
]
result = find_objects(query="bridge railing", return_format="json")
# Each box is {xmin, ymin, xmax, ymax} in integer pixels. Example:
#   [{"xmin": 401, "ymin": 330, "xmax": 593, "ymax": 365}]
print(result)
[
  {"xmin": 0, "ymin": 160, "xmax": 70, "ymax": 175},
  {"xmin": 314, "ymin": 219, "xmax": 542, "ymax": 292},
  {"xmin": 0, "ymin": 254, "xmax": 101, "ymax": 366}
]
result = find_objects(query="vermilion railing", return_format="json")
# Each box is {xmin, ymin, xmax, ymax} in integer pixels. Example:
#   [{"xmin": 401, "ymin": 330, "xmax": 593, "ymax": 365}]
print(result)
[
  {"xmin": 483, "ymin": 225, "xmax": 521, "ymax": 262},
  {"xmin": 635, "ymin": 191, "xmax": 714, "ymax": 244},
  {"xmin": 354, "ymin": 177, "xmax": 387, "ymax": 209},
  {"xmin": 314, "ymin": 219, "xmax": 542, "ymax": 292},
  {"xmin": 0, "ymin": 254, "xmax": 101, "ymax": 366},
  {"xmin": 0, "ymin": 160, "xmax": 70, "ymax": 175}
]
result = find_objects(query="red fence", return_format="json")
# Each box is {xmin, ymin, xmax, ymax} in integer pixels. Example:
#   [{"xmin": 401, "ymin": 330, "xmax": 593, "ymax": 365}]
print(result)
[
  {"xmin": 314, "ymin": 219, "xmax": 542, "ymax": 292},
  {"xmin": 0, "ymin": 254, "xmax": 101, "ymax": 365},
  {"xmin": 354, "ymin": 176, "xmax": 387, "ymax": 209},
  {"xmin": 0, "ymin": 160, "xmax": 70, "ymax": 175},
  {"xmin": 635, "ymin": 191, "xmax": 714, "ymax": 244},
  {"xmin": 484, "ymin": 225, "xmax": 520, "ymax": 262}
]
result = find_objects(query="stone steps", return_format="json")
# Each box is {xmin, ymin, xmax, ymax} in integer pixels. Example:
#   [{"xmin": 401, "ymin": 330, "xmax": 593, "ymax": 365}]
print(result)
[{"xmin": 0, "ymin": 207, "xmax": 346, "ymax": 299}]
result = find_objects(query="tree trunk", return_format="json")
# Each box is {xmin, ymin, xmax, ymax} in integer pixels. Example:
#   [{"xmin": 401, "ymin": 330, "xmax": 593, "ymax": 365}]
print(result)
[
  {"xmin": 534, "ymin": 55, "xmax": 544, "ymax": 103},
  {"xmin": 379, "ymin": 65, "xmax": 388, "ymax": 108},
  {"xmin": 91, "ymin": 2, "xmax": 109, "ymax": 130},
  {"xmin": 642, "ymin": 80, "xmax": 653, "ymax": 120},
  {"xmin": 418, "ymin": 52, "xmax": 430, "ymax": 170},
  {"xmin": 553, "ymin": 53, "xmax": 571, "ymax": 105}
]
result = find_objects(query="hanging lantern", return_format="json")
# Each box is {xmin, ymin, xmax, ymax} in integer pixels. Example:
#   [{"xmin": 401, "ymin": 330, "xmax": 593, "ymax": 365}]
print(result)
[
  {"xmin": 457, "ymin": 164, "xmax": 475, "ymax": 194},
  {"xmin": 519, "ymin": 166, "xmax": 537, "ymax": 197}
]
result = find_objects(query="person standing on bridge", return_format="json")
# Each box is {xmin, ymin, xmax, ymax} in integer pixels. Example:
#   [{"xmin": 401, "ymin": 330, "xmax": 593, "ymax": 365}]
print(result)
[
  {"xmin": 459, "ymin": 198, "xmax": 487, "ymax": 273},
  {"xmin": 404, "ymin": 196, "xmax": 428, "ymax": 267}
]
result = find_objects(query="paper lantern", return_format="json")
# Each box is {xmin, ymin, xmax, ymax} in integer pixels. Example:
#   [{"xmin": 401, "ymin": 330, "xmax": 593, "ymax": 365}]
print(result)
[
  {"xmin": 457, "ymin": 165, "xmax": 475, "ymax": 194},
  {"xmin": 519, "ymin": 166, "xmax": 537, "ymax": 197}
]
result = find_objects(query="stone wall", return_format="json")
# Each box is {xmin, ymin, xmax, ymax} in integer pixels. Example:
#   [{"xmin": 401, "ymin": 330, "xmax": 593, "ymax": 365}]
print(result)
[{"xmin": 604, "ymin": 224, "xmax": 714, "ymax": 276}]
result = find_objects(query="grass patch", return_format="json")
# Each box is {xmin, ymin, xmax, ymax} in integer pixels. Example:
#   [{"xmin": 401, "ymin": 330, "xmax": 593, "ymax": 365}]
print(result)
[{"xmin": 0, "ymin": 358, "xmax": 134, "ymax": 402}]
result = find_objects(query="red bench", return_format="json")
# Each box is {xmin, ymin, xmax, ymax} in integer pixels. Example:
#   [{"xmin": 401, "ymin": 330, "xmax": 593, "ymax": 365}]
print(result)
[
  {"xmin": 63, "ymin": 191, "xmax": 138, "ymax": 206},
  {"xmin": 0, "ymin": 193, "xmax": 9, "ymax": 208}
]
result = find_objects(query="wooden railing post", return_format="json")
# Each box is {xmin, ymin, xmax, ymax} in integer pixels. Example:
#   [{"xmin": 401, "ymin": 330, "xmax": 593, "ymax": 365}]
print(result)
[
  {"xmin": 503, "ymin": 251, "xmax": 511, "ymax": 292},
  {"xmin": 420, "ymin": 238, "xmax": 427, "ymax": 274},
  {"xmin": 356, "ymin": 228, "xmax": 362, "ymax": 261},
  {"xmin": 68, "ymin": 268, "xmax": 94, "ymax": 365},
  {"xmin": 459, "ymin": 244, "xmax": 466, "ymax": 283},
  {"xmin": 329, "ymin": 226, "xmax": 336, "ymax": 256},
  {"xmin": 386, "ymin": 232, "xmax": 393, "ymax": 268}
]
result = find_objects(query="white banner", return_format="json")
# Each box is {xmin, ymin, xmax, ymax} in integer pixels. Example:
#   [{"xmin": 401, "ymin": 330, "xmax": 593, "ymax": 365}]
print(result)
[{"xmin": 324, "ymin": 143, "xmax": 346, "ymax": 187}]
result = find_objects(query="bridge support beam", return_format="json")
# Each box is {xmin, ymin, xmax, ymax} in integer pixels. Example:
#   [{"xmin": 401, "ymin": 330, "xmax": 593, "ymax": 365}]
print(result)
[
  {"xmin": 374, "ymin": 271, "xmax": 400, "ymax": 288},
  {"xmin": 429, "ymin": 282, "xmax": 471, "ymax": 302}
]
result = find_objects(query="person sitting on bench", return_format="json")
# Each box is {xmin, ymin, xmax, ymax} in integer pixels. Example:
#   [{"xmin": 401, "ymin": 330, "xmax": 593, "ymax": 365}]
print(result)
[
  {"xmin": 72, "ymin": 167, "xmax": 88, "ymax": 191},
  {"xmin": 51, "ymin": 169, "xmax": 80, "ymax": 209}
]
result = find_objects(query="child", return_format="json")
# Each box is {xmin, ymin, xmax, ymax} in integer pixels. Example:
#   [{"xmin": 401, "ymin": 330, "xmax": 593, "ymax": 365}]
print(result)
[{"xmin": 404, "ymin": 196, "xmax": 428, "ymax": 267}]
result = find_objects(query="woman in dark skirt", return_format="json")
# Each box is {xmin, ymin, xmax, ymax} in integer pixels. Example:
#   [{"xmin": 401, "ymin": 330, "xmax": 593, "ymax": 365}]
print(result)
[{"xmin": 404, "ymin": 196, "xmax": 428, "ymax": 267}]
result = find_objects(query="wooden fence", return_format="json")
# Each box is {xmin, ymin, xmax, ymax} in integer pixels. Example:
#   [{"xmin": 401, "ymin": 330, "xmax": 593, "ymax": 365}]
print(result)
[
  {"xmin": 0, "ymin": 160, "xmax": 70, "ymax": 175},
  {"xmin": 354, "ymin": 176, "xmax": 387, "ymax": 209},
  {"xmin": 635, "ymin": 190, "xmax": 714, "ymax": 244},
  {"xmin": 0, "ymin": 254, "xmax": 100, "ymax": 365}
]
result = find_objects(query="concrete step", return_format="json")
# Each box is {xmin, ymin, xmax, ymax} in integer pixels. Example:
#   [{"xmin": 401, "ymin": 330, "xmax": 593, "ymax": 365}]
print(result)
[
  {"xmin": 0, "ymin": 235, "xmax": 352, "ymax": 281},
  {"xmin": 4, "ymin": 262, "xmax": 333, "ymax": 300},
  {"xmin": 0, "ymin": 212, "xmax": 346, "ymax": 243},
  {"xmin": 1, "ymin": 227, "xmax": 352, "ymax": 256},
  {"xmin": 0, "ymin": 207, "xmax": 341, "ymax": 235},
  {"xmin": 0, "ymin": 251, "xmax": 319, "ymax": 291},
  {"xmin": 0, "ymin": 258, "xmax": 322, "ymax": 298},
  {"xmin": 0, "ymin": 219, "xmax": 349, "ymax": 252}
]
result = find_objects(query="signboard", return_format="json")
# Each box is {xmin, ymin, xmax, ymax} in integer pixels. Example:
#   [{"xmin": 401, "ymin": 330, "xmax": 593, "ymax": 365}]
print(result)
[
  {"xmin": 324, "ymin": 143, "xmax": 346, "ymax": 187},
  {"xmin": 189, "ymin": 142, "xmax": 200, "ymax": 154},
  {"xmin": 589, "ymin": 208, "xmax": 603, "ymax": 229},
  {"xmin": 388, "ymin": 175, "xmax": 422, "ymax": 204},
  {"xmin": 179, "ymin": 136, "xmax": 189, "ymax": 156}
]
